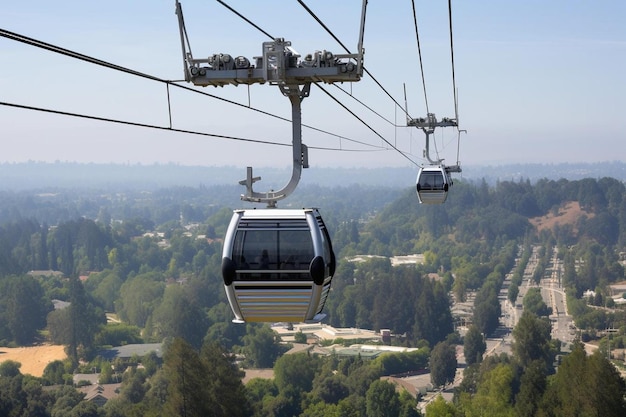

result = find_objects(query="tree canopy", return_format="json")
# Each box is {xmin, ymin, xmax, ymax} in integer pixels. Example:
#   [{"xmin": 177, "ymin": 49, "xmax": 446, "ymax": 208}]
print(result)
[{"xmin": 0, "ymin": 174, "xmax": 625, "ymax": 415}]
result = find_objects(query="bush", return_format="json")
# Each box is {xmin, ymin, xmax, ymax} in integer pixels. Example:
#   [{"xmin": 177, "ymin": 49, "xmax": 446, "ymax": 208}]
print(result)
[{"xmin": 294, "ymin": 331, "xmax": 307, "ymax": 344}]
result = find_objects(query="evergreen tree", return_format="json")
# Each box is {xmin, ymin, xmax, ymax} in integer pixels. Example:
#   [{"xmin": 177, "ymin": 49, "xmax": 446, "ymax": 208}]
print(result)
[
  {"xmin": 116, "ymin": 273, "xmax": 165, "ymax": 328},
  {"xmin": 36, "ymin": 225, "xmax": 49, "ymax": 270},
  {"xmin": 163, "ymin": 338, "xmax": 211, "ymax": 417},
  {"xmin": 543, "ymin": 342, "xmax": 591, "ymax": 416},
  {"xmin": 200, "ymin": 341, "xmax": 250, "ymax": 417},
  {"xmin": 5, "ymin": 275, "xmax": 50, "ymax": 345},
  {"xmin": 68, "ymin": 276, "xmax": 105, "ymax": 362},
  {"xmin": 473, "ymin": 284, "xmax": 501, "ymax": 336},
  {"xmin": 413, "ymin": 278, "xmax": 454, "ymax": 346},
  {"xmin": 242, "ymin": 325, "xmax": 283, "ymax": 368},
  {"xmin": 47, "ymin": 308, "xmax": 72, "ymax": 345},
  {"xmin": 522, "ymin": 287, "xmax": 551, "ymax": 317},
  {"xmin": 512, "ymin": 311, "xmax": 554, "ymax": 370},
  {"xmin": 161, "ymin": 338, "xmax": 250, "ymax": 417},
  {"xmin": 430, "ymin": 341, "xmax": 457, "ymax": 388},
  {"xmin": 150, "ymin": 285, "xmax": 208, "ymax": 350},
  {"xmin": 425, "ymin": 395, "xmax": 456, "ymax": 417},
  {"xmin": 585, "ymin": 350, "xmax": 626, "ymax": 416},
  {"xmin": 463, "ymin": 325, "xmax": 486, "ymax": 366},
  {"xmin": 365, "ymin": 380, "xmax": 401, "ymax": 417},
  {"xmin": 536, "ymin": 342, "xmax": 626, "ymax": 416},
  {"xmin": 514, "ymin": 360, "xmax": 547, "ymax": 417},
  {"xmin": 461, "ymin": 363, "xmax": 515, "ymax": 417}
]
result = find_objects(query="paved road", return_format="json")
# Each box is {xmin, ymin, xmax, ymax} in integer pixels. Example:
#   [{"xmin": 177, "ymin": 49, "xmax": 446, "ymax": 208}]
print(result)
[
  {"xmin": 415, "ymin": 245, "xmax": 580, "ymax": 411},
  {"xmin": 487, "ymin": 245, "xmax": 578, "ymax": 356}
]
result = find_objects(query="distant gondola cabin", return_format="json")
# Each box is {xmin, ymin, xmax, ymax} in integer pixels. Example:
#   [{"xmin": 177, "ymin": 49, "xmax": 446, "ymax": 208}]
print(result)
[{"xmin": 416, "ymin": 165, "xmax": 452, "ymax": 204}]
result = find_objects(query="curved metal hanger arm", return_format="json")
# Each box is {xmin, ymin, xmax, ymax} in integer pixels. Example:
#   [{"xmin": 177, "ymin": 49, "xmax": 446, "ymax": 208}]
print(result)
[{"xmin": 240, "ymin": 83, "xmax": 311, "ymax": 207}]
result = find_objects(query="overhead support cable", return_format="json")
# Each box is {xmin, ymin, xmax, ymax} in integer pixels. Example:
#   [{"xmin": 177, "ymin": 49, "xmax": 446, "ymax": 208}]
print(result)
[
  {"xmin": 448, "ymin": 0, "xmax": 464, "ymax": 168},
  {"xmin": 297, "ymin": 0, "xmax": 351, "ymax": 52},
  {"xmin": 448, "ymin": 0, "xmax": 459, "ymax": 125},
  {"xmin": 215, "ymin": 0, "xmax": 274, "ymax": 40},
  {"xmin": 332, "ymin": 85, "xmax": 400, "ymax": 127},
  {"xmin": 213, "ymin": 0, "xmax": 415, "ymax": 149},
  {"xmin": 0, "ymin": 27, "xmax": 380, "ymax": 150},
  {"xmin": 175, "ymin": 1, "xmax": 418, "ymax": 166},
  {"xmin": 296, "ymin": 0, "xmax": 412, "ymax": 120},
  {"xmin": 0, "ymin": 101, "xmax": 286, "ymax": 146},
  {"xmin": 0, "ymin": 100, "xmax": 383, "ymax": 153},
  {"xmin": 3, "ymin": 4, "xmax": 419, "ymax": 166},
  {"xmin": 0, "ymin": 28, "xmax": 165, "ymax": 83},
  {"xmin": 315, "ymin": 84, "xmax": 418, "ymax": 166},
  {"xmin": 410, "ymin": 0, "xmax": 429, "ymax": 115}
]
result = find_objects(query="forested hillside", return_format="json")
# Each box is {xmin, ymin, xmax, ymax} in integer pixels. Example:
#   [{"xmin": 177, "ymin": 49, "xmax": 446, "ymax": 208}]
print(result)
[
  {"xmin": 0, "ymin": 176, "xmax": 624, "ymax": 349},
  {"xmin": 352, "ymin": 177, "xmax": 625, "ymax": 253},
  {"xmin": 0, "ymin": 176, "xmax": 625, "ymax": 416}
]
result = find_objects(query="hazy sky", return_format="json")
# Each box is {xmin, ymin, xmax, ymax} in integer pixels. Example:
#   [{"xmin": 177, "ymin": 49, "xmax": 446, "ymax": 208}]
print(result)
[{"xmin": 1, "ymin": 1, "xmax": 625, "ymax": 171}]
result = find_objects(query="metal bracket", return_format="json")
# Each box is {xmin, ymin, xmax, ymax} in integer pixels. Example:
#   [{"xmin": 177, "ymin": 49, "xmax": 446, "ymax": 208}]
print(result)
[
  {"xmin": 408, "ymin": 113, "xmax": 458, "ymax": 165},
  {"xmin": 239, "ymin": 83, "xmax": 310, "ymax": 207}
]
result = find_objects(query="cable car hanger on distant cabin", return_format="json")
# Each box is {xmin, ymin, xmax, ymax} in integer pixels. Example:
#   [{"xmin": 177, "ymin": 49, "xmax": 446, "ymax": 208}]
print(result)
[{"xmin": 409, "ymin": 113, "xmax": 462, "ymax": 204}]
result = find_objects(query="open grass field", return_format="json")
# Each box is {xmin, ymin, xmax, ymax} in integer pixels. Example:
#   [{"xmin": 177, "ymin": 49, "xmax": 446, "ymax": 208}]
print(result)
[{"xmin": 0, "ymin": 345, "xmax": 67, "ymax": 377}]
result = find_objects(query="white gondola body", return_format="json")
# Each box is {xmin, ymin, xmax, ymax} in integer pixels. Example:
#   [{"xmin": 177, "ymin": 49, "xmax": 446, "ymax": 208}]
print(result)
[
  {"xmin": 221, "ymin": 208, "xmax": 335, "ymax": 323},
  {"xmin": 416, "ymin": 165, "xmax": 451, "ymax": 204}
]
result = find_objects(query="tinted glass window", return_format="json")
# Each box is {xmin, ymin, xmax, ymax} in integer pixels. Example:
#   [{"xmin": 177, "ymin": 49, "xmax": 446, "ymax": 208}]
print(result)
[
  {"xmin": 232, "ymin": 229, "xmax": 313, "ymax": 280},
  {"xmin": 419, "ymin": 171, "xmax": 444, "ymax": 190}
]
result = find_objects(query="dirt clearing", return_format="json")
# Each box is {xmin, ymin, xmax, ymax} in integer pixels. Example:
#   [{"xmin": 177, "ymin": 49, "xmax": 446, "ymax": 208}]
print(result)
[
  {"xmin": 0, "ymin": 345, "xmax": 67, "ymax": 377},
  {"xmin": 529, "ymin": 201, "xmax": 593, "ymax": 233}
]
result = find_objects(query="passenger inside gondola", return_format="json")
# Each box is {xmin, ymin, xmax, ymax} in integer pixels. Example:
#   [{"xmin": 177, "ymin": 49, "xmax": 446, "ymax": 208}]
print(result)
[{"xmin": 258, "ymin": 249, "xmax": 270, "ymax": 269}]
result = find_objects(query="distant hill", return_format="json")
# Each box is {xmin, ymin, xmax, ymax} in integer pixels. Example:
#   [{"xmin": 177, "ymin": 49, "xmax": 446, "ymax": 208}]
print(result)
[
  {"xmin": 465, "ymin": 161, "xmax": 626, "ymax": 185},
  {"xmin": 0, "ymin": 161, "xmax": 624, "ymax": 191}
]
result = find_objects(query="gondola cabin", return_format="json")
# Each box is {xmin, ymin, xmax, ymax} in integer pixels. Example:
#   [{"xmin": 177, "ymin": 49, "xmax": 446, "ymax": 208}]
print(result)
[
  {"xmin": 416, "ymin": 165, "xmax": 451, "ymax": 204},
  {"xmin": 221, "ymin": 208, "xmax": 336, "ymax": 323}
]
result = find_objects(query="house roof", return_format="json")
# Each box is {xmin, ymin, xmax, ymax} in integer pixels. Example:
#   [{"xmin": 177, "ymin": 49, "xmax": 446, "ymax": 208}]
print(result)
[{"xmin": 78, "ymin": 383, "xmax": 121, "ymax": 405}]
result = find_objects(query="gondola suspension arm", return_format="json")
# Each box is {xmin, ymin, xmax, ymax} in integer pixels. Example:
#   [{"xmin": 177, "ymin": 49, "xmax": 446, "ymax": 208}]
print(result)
[
  {"xmin": 239, "ymin": 83, "xmax": 311, "ymax": 207},
  {"xmin": 175, "ymin": 0, "xmax": 367, "ymax": 207},
  {"xmin": 408, "ymin": 112, "xmax": 460, "ymax": 168},
  {"xmin": 422, "ymin": 130, "xmax": 440, "ymax": 165}
]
